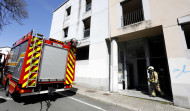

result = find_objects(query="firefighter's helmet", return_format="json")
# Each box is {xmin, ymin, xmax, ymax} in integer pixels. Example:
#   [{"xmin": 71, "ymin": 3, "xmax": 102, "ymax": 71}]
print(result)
[{"xmin": 148, "ymin": 66, "xmax": 154, "ymax": 70}]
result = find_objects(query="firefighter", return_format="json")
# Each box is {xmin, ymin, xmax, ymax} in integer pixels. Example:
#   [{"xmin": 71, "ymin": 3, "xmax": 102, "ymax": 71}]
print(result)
[{"xmin": 147, "ymin": 66, "xmax": 164, "ymax": 97}]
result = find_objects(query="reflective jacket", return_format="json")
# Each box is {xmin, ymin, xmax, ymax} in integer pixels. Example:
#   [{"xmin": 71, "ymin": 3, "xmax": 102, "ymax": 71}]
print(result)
[{"xmin": 149, "ymin": 71, "xmax": 158, "ymax": 83}]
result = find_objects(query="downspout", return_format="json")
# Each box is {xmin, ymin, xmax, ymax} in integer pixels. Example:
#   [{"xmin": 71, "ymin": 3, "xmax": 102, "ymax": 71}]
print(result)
[{"xmin": 108, "ymin": 0, "xmax": 112, "ymax": 92}]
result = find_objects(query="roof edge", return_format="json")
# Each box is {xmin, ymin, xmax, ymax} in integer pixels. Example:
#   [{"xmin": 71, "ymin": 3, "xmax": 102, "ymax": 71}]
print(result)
[{"xmin": 54, "ymin": 0, "xmax": 69, "ymax": 12}]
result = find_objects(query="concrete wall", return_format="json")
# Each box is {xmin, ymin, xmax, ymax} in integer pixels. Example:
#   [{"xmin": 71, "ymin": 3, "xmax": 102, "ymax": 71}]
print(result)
[
  {"xmin": 50, "ymin": 0, "xmax": 109, "ymax": 91},
  {"xmin": 109, "ymin": 0, "xmax": 190, "ymax": 108}
]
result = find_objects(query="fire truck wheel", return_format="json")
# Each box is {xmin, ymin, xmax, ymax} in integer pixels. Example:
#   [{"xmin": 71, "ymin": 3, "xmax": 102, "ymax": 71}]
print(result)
[{"xmin": 5, "ymin": 80, "xmax": 10, "ymax": 97}]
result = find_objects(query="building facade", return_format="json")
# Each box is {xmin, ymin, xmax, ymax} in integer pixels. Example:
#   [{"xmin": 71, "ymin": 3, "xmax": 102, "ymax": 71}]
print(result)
[
  {"xmin": 50, "ymin": 0, "xmax": 110, "ymax": 91},
  {"xmin": 50, "ymin": 0, "xmax": 190, "ymax": 109},
  {"xmin": 109, "ymin": 0, "xmax": 190, "ymax": 109}
]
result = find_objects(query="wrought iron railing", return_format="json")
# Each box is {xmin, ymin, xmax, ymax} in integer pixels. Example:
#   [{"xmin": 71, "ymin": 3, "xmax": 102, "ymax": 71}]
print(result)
[
  {"xmin": 86, "ymin": 3, "xmax": 91, "ymax": 12},
  {"xmin": 84, "ymin": 29, "xmax": 90, "ymax": 38},
  {"xmin": 121, "ymin": 9, "xmax": 144, "ymax": 26}
]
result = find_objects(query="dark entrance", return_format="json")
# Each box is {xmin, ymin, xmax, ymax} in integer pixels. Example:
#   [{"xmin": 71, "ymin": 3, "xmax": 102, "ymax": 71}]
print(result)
[{"xmin": 119, "ymin": 36, "xmax": 173, "ymax": 100}]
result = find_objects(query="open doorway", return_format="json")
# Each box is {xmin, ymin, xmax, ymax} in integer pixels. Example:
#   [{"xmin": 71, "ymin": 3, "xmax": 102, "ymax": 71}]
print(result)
[{"xmin": 118, "ymin": 36, "xmax": 173, "ymax": 100}]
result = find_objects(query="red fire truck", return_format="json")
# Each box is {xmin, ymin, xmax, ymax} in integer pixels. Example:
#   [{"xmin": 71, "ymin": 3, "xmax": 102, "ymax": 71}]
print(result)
[{"xmin": 1, "ymin": 30, "xmax": 77, "ymax": 97}]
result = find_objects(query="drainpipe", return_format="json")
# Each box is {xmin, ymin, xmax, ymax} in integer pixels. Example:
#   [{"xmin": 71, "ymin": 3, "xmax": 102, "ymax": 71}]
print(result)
[{"xmin": 107, "ymin": 0, "xmax": 112, "ymax": 92}]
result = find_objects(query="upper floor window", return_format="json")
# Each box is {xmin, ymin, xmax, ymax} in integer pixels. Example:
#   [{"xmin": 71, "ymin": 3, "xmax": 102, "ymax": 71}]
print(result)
[
  {"xmin": 121, "ymin": 0, "xmax": 144, "ymax": 26},
  {"xmin": 63, "ymin": 27, "xmax": 69, "ymax": 38},
  {"xmin": 66, "ymin": 7, "xmax": 71, "ymax": 17},
  {"xmin": 83, "ymin": 17, "xmax": 91, "ymax": 38},
  {"xmin": 181, "ymin": 24, "xmax": 190, "ymax": 49},
  {"xmin": 86, "ymin": 0, "xmax": 92, "ymax": 12}
]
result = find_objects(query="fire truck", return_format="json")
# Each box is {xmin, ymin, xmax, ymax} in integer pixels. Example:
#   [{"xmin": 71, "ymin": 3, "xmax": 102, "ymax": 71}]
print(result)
[{"xmin": 1, "ymin": 30, "xmax": 77, "ymax": 97}]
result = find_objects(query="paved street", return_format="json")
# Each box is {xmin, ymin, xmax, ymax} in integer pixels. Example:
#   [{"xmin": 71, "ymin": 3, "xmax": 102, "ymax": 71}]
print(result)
[{"xmin": 0, "ymin": 85, "xmax": 130, "ymax": 111}]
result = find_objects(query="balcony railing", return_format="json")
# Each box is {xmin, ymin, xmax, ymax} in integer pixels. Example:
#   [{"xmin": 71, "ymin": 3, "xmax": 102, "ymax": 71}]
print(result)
[
  {"xmin": 84, "ymin": 29, "xmax": 90, "ymax": 38},
  {"xmin": 121, "ymin": 9, "xmax": 144, "ymax": 27},
  {"xmin": 86, "ymin": 3, "xmax": 91, "ymax": 12}
]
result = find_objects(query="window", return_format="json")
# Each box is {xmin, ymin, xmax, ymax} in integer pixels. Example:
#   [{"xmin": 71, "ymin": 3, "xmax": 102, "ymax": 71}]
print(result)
[
  {"xmin": 63, "ymin": 27, "xmax": 69, "ymax": 38},
  {"xmin": 121, "ymin": 0, "xmax": 144, "ymax": 26},
  {"xmin": 66, "ymin": 7, "xmax": 71, "ymax": 17},
  {"xmin": 182, "ymin": 24, "xmax": 190, "ymax": 49},
  {"xmin": 76, "ymin": 46, "xmax": 89, "ymax": 60},
  {"xmin": 11, "ymin": 46, "xmax": 20, "ymax": 63},
  {"xmin": 83, "ymin": 17, "xmax": 91, "ymax": 38},
  {"xmin": 86, "ymin": 0, "xmax": 92, "ymax": 12}
]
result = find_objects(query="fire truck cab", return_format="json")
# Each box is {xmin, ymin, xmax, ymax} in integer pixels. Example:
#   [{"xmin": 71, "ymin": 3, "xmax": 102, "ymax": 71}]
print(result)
[{"xmin": 1, "ymin": 30, "xmax": 77, "ymax": 97}]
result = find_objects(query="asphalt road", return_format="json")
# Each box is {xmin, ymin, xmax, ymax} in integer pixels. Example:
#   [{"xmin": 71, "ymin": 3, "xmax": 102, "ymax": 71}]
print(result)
[{"xmin": 0, "ymin": 85, "xmax": 130, "ymax": 111}]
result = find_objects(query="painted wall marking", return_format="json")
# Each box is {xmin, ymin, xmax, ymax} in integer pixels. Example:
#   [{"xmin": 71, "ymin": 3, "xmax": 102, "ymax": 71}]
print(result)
[{"xmin": 173, "ymin": 65, "xmax": 190, "ymax": 78}]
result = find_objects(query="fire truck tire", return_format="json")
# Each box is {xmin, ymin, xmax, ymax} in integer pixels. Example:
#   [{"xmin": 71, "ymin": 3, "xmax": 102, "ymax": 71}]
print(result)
[{"xmin": 5, "ymin": 80, "xmax": 10, "ymax": 97}]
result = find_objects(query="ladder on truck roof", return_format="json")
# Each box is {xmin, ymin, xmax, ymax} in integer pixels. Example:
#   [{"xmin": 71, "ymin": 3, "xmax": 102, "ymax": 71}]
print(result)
[{"xmin": 26, "ymin": 33, "xmax": 44, "ymax": 88}]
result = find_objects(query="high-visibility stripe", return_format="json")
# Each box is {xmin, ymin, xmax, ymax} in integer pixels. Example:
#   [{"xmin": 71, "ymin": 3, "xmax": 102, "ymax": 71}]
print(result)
[
  {"xmin": 70, "ymin": 49, "xmax": 74, "ymax": 55},
  {"xmin": 29, "ymin": 81, "xmax": 36, "ymax": 86},
  {"xmin": 31, "ymin": 67, "xmax": 38, "ymax": 72},
  {"xmin": 25, "ymin": 66, "xmax": 31, "ymax": 72},
  {"xmin": 28, "ymin": 47, "xmax": 41, "ymax": 57},
  {"xmin": 22, "ymin": 81, "xmax": 27, "ymax": 88},
  {"xmin": 67, "ymin": 63, "xmax": 74, "ymax": 73},
  {"xmin": 67, "ymin": 68, "xmax": 73, "ymax": 79},
  {"xmin": 30, "ymin": 74, "xmax": 37, "ymax": 79},
  {"xmin": 20, "ymin": 53, "xmax": 25, "ymax": 58},
  {"xmin": 66, "ymin": 75, "xmax": 72, "ymax": 84},
  {"xmin": 24, "ymin": 73, "xmax": 29, "ymax": 80},
  {"xmin": 10, "ymin": 81, "xmax": 16, "ymax": 88},
  {"xmin": 22, "ymin": 37, "xmax": 43, "ymax": 88},
  {"xmin": 7, "ymin": 63, "xmax": 17, "ymax": 66},
  {"xmin": 66, "ymin": 80, "xmax": 69, "ymax": 84},
  {"xmin": 69, "ymin": 53, "xmax": 74, "ymax": 62},
  {"xmin": 68, "ymin": 57, "xmax": 74, "ymax": 68}
]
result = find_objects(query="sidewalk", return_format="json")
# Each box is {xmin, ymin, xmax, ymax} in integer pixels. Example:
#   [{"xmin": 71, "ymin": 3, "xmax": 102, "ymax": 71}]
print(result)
[{"xmin": 70, "ymin": 85, "xmax": 190, "ymax": 111}]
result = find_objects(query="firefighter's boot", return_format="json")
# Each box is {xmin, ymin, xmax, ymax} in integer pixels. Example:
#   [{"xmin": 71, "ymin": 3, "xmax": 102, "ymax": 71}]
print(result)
[{"xmin": 151, "ymin": 91, "xmax": 156, "ymax": 97}]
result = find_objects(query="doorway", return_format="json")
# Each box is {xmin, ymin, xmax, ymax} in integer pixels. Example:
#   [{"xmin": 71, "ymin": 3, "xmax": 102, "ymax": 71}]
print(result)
[{"xmin": 118, "ymin": 36, "xmax": 173, "ymax": 100}]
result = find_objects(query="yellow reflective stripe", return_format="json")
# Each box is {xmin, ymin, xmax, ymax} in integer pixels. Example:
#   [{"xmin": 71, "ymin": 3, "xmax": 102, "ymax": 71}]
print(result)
[
  {"xmin": 70, "ymin": 49, "xmax": 74, "ymax": 55},
  {"xmin": 69, "ymin": 53, "xmax": 74, "ymax": 62},
  {"xmin": 28, "ymin": 47, "xmax": 41, "ymax": 57},
  {"xmin": 7, "ymin": 63, "xmax": 17, "ymax": 66},
  {"xmin": 22, "ymin": 82, "xmax": 27, "ymax": 88},
  {"xmin": 66, "ymin": 75, "xmax": 72, "ymax": 83},
  {"xmin": 30, "ymin": 74, "xmax": 37, "ymax": 79},
  {"xmin": 67, "ymin": 63, "xmax": 73, "ymax": 73},
  {"xmin": 31, "ymin": 67, "xmax": 38, "ymax": 72},
  {"xmin": 32, "ymin": 60, "xmax": 39, "ymax": 66},
  {"xmin": 29, "ymin": 47, "xmax": 33, "ymax": 50},
  {"xmin": 72, "ymin": 48, "xmax": 76, "ymax": 52},
  {"xmin": 34, "ymin": 53, "xmax": 40, "ymax": 58},
  {"xmin": 25, "ymin": 66, "xmax": 31, "ymax": 72},
  {"xmin": 20, "ymin": 53, "xmax": 25, "ymax": 57},
  {"xmin": 27, "ymin": 54, "xmax": 40, "ymax": 64},
  {"xmin": 29, "ymin": 81, "xmax": 36, "ymax": 86},
  {"xmin": 67, "ymin": 68, "xmax": 73, "ymax": 79},
  {"xmin": 24, "ymin": 73, "xmax": 29, "ymax": 80},
  {"xmin": 66, "ymin": 80, "xmax": 69, "ymax": 84},
  {"xmin": 68, "ymin": 57, "xmax": 74, "ymax": 68},
  {"xmin": 35, "ymin": 40, "xmax": 42, "ymax": 45},
  {"xmin": 27, "ymin": 59, "xmax": 31, "ymax": 64}
]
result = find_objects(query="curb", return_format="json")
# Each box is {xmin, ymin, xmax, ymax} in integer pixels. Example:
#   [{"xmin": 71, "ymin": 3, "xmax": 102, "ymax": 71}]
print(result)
[{"xmin": 70, "ymin": 88, "xmax": 139, "ymax": 111}]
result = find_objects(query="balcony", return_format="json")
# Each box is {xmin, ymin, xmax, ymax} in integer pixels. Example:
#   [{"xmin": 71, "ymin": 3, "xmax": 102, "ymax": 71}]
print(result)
[
  {"xmin": 86, "ymin": 3, "xmax": 91, "ymax": 12},
  {"xmin": 84, "ymin": 29, "xmax": 90, "ymax": 38},
  {"xmin": 121, "ymin": 9, "xmax": 144, "ymax": 27}
]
